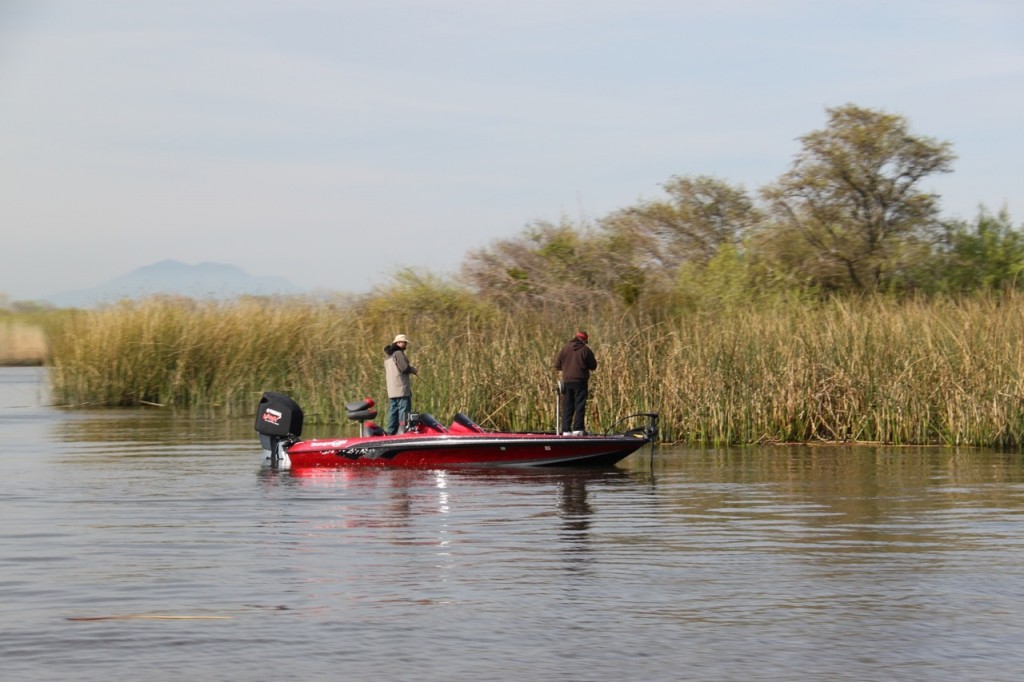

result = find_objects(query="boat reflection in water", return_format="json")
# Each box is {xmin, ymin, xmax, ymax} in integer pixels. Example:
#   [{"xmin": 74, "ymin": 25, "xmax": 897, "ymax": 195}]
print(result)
[{"xmin": 257, "ymin": 464, "xmax": 642, "ymax": 560}]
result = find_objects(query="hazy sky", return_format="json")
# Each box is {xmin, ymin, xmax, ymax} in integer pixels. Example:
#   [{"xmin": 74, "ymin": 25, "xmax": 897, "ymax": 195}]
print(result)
[{"xmin": 2, "ymin": 0, "xmax": 1022, "ymax": 301}]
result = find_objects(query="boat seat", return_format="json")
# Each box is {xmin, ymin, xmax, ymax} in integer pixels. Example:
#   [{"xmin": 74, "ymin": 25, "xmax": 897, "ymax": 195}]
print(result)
[
  {"xmin": 346, "ymin": 397, "xmax": 378, "ymax": 422},
  {"xmin": 362, "ymin": 421, "xmax": 386, "ymax": 437},
  {"xmin": 410, "ymin": 412, "xmax": 448, "ymax": 433},
  {"xmin": 451, "ymin": 412, "xmax": 485, "ymax": 433}
]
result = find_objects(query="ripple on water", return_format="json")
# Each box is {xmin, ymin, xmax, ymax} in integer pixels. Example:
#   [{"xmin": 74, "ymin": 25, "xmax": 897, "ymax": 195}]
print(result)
[{"xmin": 3, "ymin": 371, "xmax": 1024, "ymax": 680}]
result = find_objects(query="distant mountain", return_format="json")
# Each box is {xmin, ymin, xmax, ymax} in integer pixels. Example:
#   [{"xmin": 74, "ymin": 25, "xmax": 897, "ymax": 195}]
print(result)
[{"xmin": 44, "ymin": 260, "xmax": 305, "ymax": 308}]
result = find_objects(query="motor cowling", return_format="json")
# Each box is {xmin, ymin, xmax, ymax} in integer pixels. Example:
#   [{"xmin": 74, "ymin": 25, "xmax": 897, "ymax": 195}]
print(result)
[
  {"xmin": 255, "ymin": 392, "xmax": 303, "ymax": 438},
  {"xmin": 256, "ymin": 392, "xmax": 304, "ymax": 468}
]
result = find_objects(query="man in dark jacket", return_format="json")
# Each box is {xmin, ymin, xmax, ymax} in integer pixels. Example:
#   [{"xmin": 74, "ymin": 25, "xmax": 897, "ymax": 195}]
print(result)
[{"xmin": 554, "ymin": 331, "xmax": 598, "ymax": 435}]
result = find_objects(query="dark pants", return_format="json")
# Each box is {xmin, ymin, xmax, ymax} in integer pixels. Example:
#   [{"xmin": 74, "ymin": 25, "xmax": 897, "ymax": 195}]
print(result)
[{"xmin": 561, "ymin": 381, "xmax": 589, "ymax": 433}]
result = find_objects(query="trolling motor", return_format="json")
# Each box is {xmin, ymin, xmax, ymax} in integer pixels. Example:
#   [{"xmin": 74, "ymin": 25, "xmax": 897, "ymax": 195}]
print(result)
[
  {"xmin": 255, "ymin": 392, "xmax": 304, "ymax": 468},
  {"xmin": 612, "ymin": 411, "xmax": 660, "ymax": 466},
  {"xmin": 615, "ymin": 412, "xmax": 660, "ymax": 441}
]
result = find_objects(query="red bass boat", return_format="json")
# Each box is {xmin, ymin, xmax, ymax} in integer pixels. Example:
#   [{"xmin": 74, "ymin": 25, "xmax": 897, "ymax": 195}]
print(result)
[{"xmin": 255, "ymin": 392, "xmax": 658, "ymax": 470}]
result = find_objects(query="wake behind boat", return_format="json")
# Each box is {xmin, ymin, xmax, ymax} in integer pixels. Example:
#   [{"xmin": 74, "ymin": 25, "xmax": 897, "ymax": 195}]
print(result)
[{"xmin": 255, "ymin": 392, "xmax": 658, "ymax": 470}]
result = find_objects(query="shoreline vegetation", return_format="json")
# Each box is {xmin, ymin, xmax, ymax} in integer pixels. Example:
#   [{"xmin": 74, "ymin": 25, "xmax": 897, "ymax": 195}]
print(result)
[
  {"xmin": 0, "ymin": 320, "xmax": 49, "ymax": 367},
  {"xmin": 33, "ymin": 292, "xmax": 1024, "ymax": 448},
  {"xmin": 10, "ymin": 105, "xmax": 1024, "ymax": 447}
]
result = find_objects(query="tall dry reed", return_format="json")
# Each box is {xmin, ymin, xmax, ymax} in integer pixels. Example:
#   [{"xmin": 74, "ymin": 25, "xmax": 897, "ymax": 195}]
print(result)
[
  {"xmin": 0, "ymin": 321, "xmax": 48, "ymax": 366},
  {"xmin": 45, "ymin": 293, "xmax": 1024, "ymax": 447}
]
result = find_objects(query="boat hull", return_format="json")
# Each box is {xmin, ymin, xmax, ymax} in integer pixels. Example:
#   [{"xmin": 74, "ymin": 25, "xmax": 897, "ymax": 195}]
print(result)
[
  {"xmin": 266, "ymin": 433, "xmax": 650, "ymax": 470},
  {"xmin": 255, "ymin": 391, "xmax": 658, "ymax": 471}
]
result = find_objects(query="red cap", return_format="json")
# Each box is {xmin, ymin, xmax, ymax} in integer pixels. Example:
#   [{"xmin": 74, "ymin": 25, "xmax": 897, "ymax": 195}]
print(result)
[{"xmin": 576, "ymin": 331, "xmax": 588, "ymax": 342}]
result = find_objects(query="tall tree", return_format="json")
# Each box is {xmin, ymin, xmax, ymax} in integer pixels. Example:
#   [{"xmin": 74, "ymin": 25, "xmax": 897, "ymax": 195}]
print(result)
[
  {"xmin": 760, "ymin": 104, "xmax": 956, "ymax": 293},
  {"xmin": 460, "ymin": 219, "xmax": 625, "ymax": 309},
  {"xmin": 938, "ymin": 206, "xmax": 1024, "ymax": 293},
  {"xmin": 603, "ymin": 175, "xmax": 760, "ymax": 269}
]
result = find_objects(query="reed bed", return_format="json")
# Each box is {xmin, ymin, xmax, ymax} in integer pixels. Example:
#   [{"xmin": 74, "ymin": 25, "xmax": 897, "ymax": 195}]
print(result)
[
  {"xmin": 46, "ymin": 294, "xmax": 1024, "ymax": 448},
  {"xmin": 0, "ymin": 321, "xmax": 49, "ymax": 366}
]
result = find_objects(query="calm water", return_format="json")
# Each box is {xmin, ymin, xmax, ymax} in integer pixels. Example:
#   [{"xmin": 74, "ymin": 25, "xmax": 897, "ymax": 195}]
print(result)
[{"xmin": 3, "ymin": 367, "xmax": 1024, "ymax": 681}]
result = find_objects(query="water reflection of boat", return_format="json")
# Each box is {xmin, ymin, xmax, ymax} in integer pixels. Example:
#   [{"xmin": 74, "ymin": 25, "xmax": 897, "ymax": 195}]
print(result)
[{"xmin": 255, "ymin": 392, "xmax": 658, "ymax": 470}]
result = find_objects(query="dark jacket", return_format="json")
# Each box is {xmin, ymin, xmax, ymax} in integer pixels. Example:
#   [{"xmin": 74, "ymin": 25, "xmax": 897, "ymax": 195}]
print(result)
[{"xmin": 554, "ymin": 338, "xmax": 597, "ymax": 383}]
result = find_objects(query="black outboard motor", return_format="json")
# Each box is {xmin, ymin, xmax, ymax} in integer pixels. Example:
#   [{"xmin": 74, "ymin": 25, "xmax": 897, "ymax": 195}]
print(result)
[{"xmin": 255, "ymin": 392, "xmax": 304, "ymax": 467}]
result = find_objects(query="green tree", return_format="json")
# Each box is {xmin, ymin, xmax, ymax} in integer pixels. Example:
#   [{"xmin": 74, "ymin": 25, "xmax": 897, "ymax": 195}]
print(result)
[
  {"xmin": 938, "ymin": 206, "xmax": 1024, "ymax": 292},
  {"xmin": 460, "ymin": 219, "xmax": 624, "ymax": 309},
  {"xmin": 760, "ymin": 104, "xmax": 956, "ymax": 293},
  {"xmin": 675, "ymin": 243, "xmax": 752, "ymax": 311},
  {"xmin": 359, "ymin": 268, "xmax": 494, "ymax": 326},
  {"xmin": 603, "ymin": 175, "xmax": 759, "ymax": 266},
  {"xmin": 599, "ymin": 175, "xmax": 761, "ymax": 302}
]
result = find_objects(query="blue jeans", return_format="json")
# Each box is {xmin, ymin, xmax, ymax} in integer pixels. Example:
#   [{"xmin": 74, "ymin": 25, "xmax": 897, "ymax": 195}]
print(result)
[{"xmin": 387, "ymin": 396, "xmax": 412, "ymax": 434}]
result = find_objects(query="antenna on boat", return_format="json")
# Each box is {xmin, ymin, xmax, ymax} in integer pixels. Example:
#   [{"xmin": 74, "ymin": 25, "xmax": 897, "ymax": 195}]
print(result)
[{"xmin": 555, "ymin": 381, "xmax": 564, "ymax": 435}]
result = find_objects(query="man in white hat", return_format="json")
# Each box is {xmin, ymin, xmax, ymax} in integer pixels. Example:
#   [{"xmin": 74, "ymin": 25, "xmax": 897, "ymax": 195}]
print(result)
[{"xmin": 384, "ymin": 334, "xmax": 418, "ymax": 434}]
